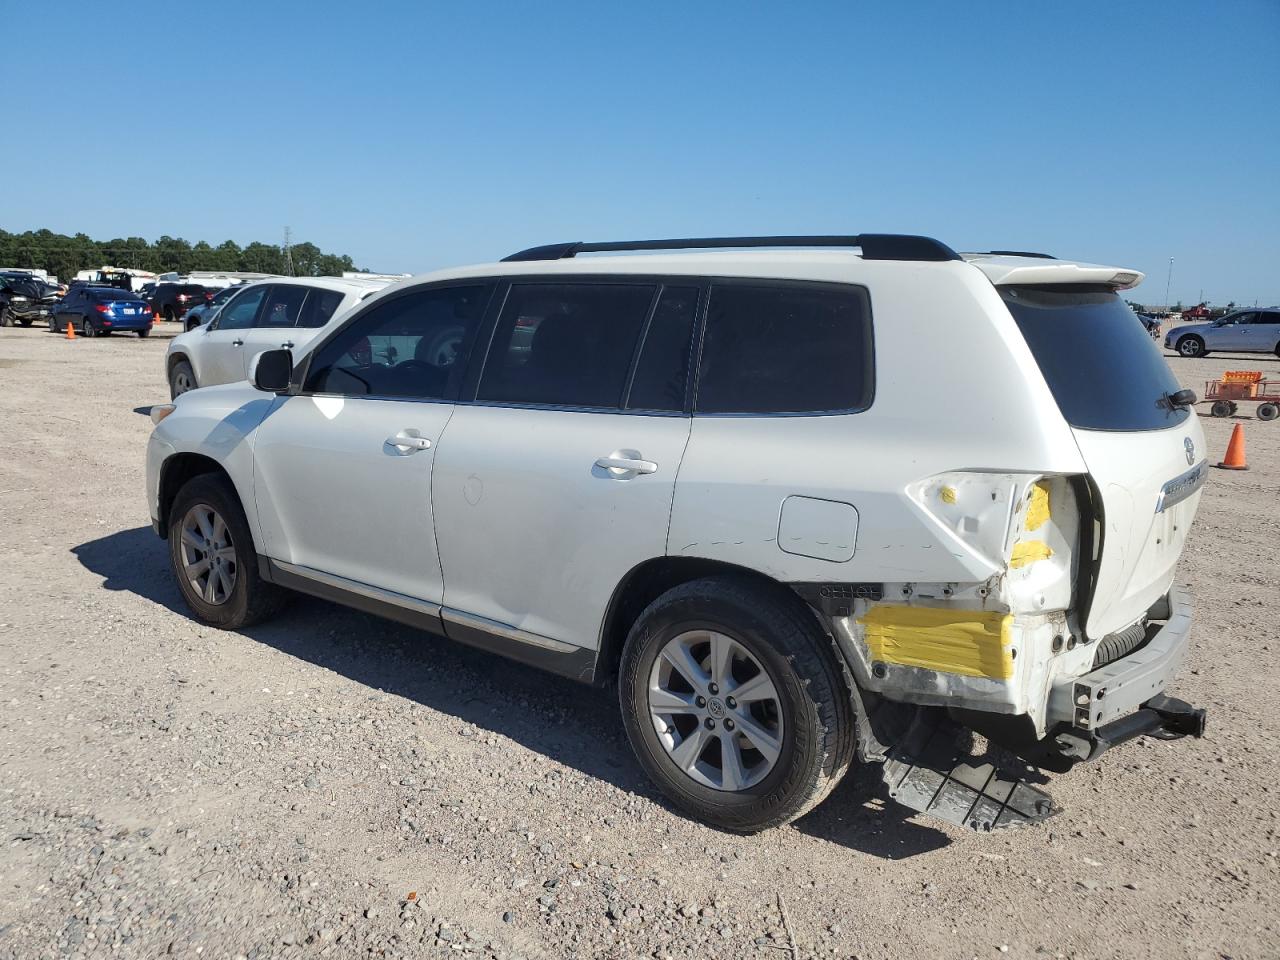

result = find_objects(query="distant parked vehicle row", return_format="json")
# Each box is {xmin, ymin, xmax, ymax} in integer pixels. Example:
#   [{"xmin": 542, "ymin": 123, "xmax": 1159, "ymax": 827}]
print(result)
[
  {"xmin": 50, "ymin": 284, "xmax": 155, "ymax": 337},
  {"xmin": 165, "ymin": 276, "xmax": 391, "ymax": 397},
  {"xmin": 1166, "ymin": 307, "xmax": 1280, "ymax": 357}
]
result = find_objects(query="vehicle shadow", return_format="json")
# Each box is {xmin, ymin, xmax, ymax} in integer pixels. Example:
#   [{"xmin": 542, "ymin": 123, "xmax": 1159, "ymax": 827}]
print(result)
[{"xmin": 74, "ymin": 525, "xmax": 952, "ymax": 859}]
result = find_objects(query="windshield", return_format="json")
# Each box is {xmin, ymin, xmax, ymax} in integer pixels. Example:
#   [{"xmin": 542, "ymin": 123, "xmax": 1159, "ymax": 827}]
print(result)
[{"xmin": 1003, "ymin": 285, "xmax": 1189, "ymax": 432}]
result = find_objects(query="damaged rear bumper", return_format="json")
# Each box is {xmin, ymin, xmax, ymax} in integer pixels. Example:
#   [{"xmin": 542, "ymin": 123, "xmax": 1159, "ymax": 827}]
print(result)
[{"xmin": 1046, "ymin": 583, "xmax": 1195, "ymax": 735}]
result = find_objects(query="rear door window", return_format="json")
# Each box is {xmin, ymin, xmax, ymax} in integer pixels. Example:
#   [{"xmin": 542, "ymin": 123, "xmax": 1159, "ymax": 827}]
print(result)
[
  {"xmin": 695, "ymin": 282, "xmax": 873, "ymax": 414},
  {"xmin": 478, "ymin": 282, "xmax": 656, "ymax": 409},
  {"xmin": 297, "ymin": 288, "xmax": 345, "ymax": 328},
  {"xmin": 1002, "ymin": 285, "xmax": 1189, "ymax": 431},
  {"xmin": 256, "ymin": 285, "xmax": 310, "ymax": 328},
  {"xmin": 626, "ymin": 285, "xmax": 699, "ymax": 412}
]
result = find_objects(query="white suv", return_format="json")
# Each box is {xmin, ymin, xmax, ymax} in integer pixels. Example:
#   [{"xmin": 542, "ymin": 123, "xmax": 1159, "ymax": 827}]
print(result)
[
  {"xmin": 164, "ymin": 276, "xmax": 392, "ymax": 397},
  {"xmin": 145, "ymin": 235, "xmax": 1208, "ymax": 832}
]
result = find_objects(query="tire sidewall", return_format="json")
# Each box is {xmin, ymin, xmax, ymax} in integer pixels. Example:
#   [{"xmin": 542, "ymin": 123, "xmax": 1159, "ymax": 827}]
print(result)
[
  {"xmin": 619, "ymin": 586, "xmax": 831, "ymax": 830},
  {"xmin": 168, "ymin": 475, "xmax": 257, "ymax": 628}
]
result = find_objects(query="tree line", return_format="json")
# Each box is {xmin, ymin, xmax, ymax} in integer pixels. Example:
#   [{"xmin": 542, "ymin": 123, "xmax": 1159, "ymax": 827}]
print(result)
[{"xmin": 0, "ymin": 227, "xmax": 362, "ymax": 282}]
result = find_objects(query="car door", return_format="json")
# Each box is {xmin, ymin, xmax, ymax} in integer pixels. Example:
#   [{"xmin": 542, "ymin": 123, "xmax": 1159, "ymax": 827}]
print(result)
[
  {"xmin": 1244, "ymin": 310, "xmax": 1280, "ymax": 352},
  {"xmin": 56, "ymin": 288, "xmax": 84, "ymax": 330},
  {"xmin": 431, "ymin": 280, "xmax": 698, "ymax": 654},
  {"xmin": 1205, "ymin": 312, "xmax": 1255, "ymax": 351},
  {"xmin": 195, "ymin": 284, "xmax": 268, "ymax": 385},
  {"xmin": 236, "ymin": 284, "xmax": 310, "ymax": 379},
  {"xmin": 251, "ymin": 282, "xmax": 493, "ymax": 608}
]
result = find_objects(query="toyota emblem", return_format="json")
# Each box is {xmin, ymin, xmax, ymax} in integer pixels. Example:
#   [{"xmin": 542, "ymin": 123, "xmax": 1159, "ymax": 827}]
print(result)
[{"xmin": 1184, "ymin": 437, "xmax": 1195, "ymax": 465}]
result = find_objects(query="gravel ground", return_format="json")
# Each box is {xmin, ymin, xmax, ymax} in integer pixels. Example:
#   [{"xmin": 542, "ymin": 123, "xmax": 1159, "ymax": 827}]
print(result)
[{"xmin": 1, "ymin": 322, "xmax": 1277, "ymax": 960}]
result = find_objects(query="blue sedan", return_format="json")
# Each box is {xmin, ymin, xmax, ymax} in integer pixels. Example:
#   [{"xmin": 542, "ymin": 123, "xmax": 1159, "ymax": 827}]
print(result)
[{"xmin": 51, "ymin": 285, "xmax": 155, "ymax": 337}]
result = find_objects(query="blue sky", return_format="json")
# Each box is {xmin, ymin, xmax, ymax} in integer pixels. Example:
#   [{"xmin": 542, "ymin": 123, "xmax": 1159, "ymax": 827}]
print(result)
[{"xmin": 4, "ymin": 0, "xmax": 1277, "ymax": 305}]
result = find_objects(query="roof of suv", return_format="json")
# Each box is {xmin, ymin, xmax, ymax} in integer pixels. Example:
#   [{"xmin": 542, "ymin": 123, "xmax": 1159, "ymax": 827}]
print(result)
[{"xmin": 404, "ymin": 236, "xmax": 1145, "ymax": 291}]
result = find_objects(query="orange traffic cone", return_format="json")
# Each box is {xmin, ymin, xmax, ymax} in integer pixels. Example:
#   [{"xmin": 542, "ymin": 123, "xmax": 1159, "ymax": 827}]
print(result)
[
  {"xmin": 65, "ymin": 319, "xmax": 75, "ymax": 340},
  {"xmin": 1215, "ymin": 423, "xmax": 1248, "ymax": 471}
]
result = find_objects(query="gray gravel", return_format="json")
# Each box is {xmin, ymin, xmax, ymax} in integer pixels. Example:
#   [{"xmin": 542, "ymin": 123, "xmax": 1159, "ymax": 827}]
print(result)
[{"xmin": 1, "ymin": 323, "xmax": 1277, "ymax": 959}]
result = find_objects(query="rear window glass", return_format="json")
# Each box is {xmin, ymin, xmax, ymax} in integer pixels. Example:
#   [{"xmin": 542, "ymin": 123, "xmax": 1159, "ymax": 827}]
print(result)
[
  {"xmin": 696, "ymin": 282, "xmax": 873, "ymax": 414},
  {"xmin": 1003, "ymin": 285, "xmax": 1189, "ymax": 431}
]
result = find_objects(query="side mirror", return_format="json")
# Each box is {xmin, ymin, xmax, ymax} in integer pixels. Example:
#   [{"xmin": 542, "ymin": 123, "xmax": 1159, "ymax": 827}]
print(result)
[{"xmin": 252, "ymin": 348, "xmax": 293, "ymax": 393}]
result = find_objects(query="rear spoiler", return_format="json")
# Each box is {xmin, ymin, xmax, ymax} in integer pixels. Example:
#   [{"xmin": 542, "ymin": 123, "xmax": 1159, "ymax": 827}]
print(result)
[{"xmin": 963, "ymin": 254, "xmax": 1144, "ymax": 290}]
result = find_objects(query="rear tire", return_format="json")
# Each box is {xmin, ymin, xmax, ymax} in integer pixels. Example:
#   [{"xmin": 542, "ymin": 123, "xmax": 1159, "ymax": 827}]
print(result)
[
  {"xmin": 19, "ymin": 318, "xmax": 33, "ymax": 327},
  {"xmin": 1176, "ymin": 335, "xmax": 1206, "ymax": 357},
  {"xmin": 137, "ymin": 328, "xmax": 151, "ymax": 338},
  {"xmin": 167, "ymin": 473, "xmax": 286, "ymax": 629},
  {"xmin": 1210, "ymin": 400, "xmax": 1233, "ymax": 418},
  {"xmin": 169, "ymin": 359, "xmax": 197, "ymax": 399},
  {"xmin": 618, "ymin": 575, "xmax": 854, "ymax": 832},
  {"xmin": 0, "ymin": 308, "xmax": 10, "ymax": 327},
  {"xmin": 80, "ymin": 319, "xmax": 94, "ymax": 338},
  {"xmin": 1258, "ymin": 403, "xmax": 1279, "ymax": 422},
  {"xmin": 164, "ymin": 306, "xmax": 176, "ymax": 323}
]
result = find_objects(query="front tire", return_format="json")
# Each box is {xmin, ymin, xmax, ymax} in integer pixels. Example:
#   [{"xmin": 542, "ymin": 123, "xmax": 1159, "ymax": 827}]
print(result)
[
  {"xmin": 619, "ymin": 575, "xmax": 854, "ymax": 832},
  {"xmin": 169, "ymin": 359, "xmax": 197, "ymax": 399},
  {"xmin": 167, "ymin": 473, "xmax": 285, "ymax": 629},
  {"xmin": 1176, "ymin": 335, "xmax": 1206, "ymax": 357},
  {"xmin": 19, "ymin": 318, "xmax": 33, "ymax": 327}
]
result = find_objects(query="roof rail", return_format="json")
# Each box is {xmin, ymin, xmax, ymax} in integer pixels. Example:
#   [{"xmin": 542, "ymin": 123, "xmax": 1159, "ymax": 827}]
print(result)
[
  {"xmin": 984, "ymin": 250, "xmax": 1056, "ymax": 259},
  {"xmin": 500, "ymin": 234, "xmax": 961, "ymax": 263}
]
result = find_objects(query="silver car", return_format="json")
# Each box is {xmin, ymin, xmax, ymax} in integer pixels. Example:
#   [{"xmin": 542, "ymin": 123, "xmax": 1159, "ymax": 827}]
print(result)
[{"xmin": 1166, "ymin": 307, "xmax": 1280, "ymax": 357}]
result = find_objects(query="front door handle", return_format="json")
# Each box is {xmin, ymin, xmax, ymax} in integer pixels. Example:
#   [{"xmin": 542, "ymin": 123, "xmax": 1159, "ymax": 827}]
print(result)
[
  {"xmin": 232, "ymin": 338, "xmax": 244, "ymax": 347},
  {"xmin": 595, "ymin": 455, "xmax": 657, "ymax": 475},
  {"xmin": 281, "ymin": 340, "xmax": 295, "ymax": 348},
  {"xmin": 387, "ymin": 432, "xmax": 432, "ymax": 452}
]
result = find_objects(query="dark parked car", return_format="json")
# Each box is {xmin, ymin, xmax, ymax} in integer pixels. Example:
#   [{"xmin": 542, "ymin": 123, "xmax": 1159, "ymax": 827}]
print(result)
[
  {"xmin": 148, "ymin": 283, "xmax": 212, "ymax": 322},
  {"xmin": 51, "ymin": 285, "xmax": 154, "ymax": 337},
  {"xmin": 0, "ymin": 272, "xmax": 60, "ymax": 327}
]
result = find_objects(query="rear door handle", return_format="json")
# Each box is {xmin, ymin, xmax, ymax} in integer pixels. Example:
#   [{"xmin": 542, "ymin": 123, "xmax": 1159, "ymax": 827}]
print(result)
[
  {"xmin": 387, "ymin": 432, "xmax": 432, "ymax": 452},
  {"xmin": 595, "ymin": 455, "xmax": 657, "ymax": 475},
  {"xmin": 232, "ymin": 338, "xmax": 243, "ymax": 347}
]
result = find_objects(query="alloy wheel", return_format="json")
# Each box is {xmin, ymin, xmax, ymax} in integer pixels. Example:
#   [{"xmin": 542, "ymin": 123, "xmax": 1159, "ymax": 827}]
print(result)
[
  {"xmin": 179, "ymin": 504, "xmax": 237, "ymax": 605},
  {"xmin": 647, "ymin": 630, "xmax": 784, "ymax": 791}
]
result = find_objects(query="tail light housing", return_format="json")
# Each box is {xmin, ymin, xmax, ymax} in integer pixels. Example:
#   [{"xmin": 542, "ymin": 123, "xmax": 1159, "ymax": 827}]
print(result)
[
  {"xmin": 94, "ymin": 304, "xmax": 109, "ymax": 313},
  {"xmin": 177, "ymin": 294, "xmax": 190, "ymax": 303}
]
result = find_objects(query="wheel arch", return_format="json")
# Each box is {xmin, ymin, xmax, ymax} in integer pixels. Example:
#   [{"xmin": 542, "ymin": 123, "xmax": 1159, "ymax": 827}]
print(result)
[
  {"xmin": 156, "ymin": 452, "xmax": 235, "ymax": 538},
  {"xmin": 595, "ymin": 556, "xmax": 818, "ymax": 687}
]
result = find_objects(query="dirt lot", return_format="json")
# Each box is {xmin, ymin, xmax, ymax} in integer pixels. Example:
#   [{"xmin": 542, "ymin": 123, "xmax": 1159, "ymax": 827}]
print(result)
[{"xmin": 1, "ymin": 322, "xmax": 1277, "ymax": 960}]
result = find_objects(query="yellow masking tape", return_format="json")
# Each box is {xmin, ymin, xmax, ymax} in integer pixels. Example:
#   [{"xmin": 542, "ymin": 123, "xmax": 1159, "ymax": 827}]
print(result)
[
  {"xmin": 1009, "ymin": 540, "xmax": 1053, "ymax": 569},
  {"xmin": 1025, "ymin": 481, "xmax": 1051, "ymax": 531},
  {"xmin": 858, "ymin": 605, "xmax": 1014, "ymax": 680},
  {"xmin": 940, "ymin": 486, "xmax": 957, "ymax": 505}
]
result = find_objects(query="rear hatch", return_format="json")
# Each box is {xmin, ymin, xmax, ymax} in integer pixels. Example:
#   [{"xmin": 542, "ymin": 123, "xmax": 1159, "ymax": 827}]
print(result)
[{"xmin": 1000, "ymin": 282, "xmax": 1206, "ymax": 640}]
